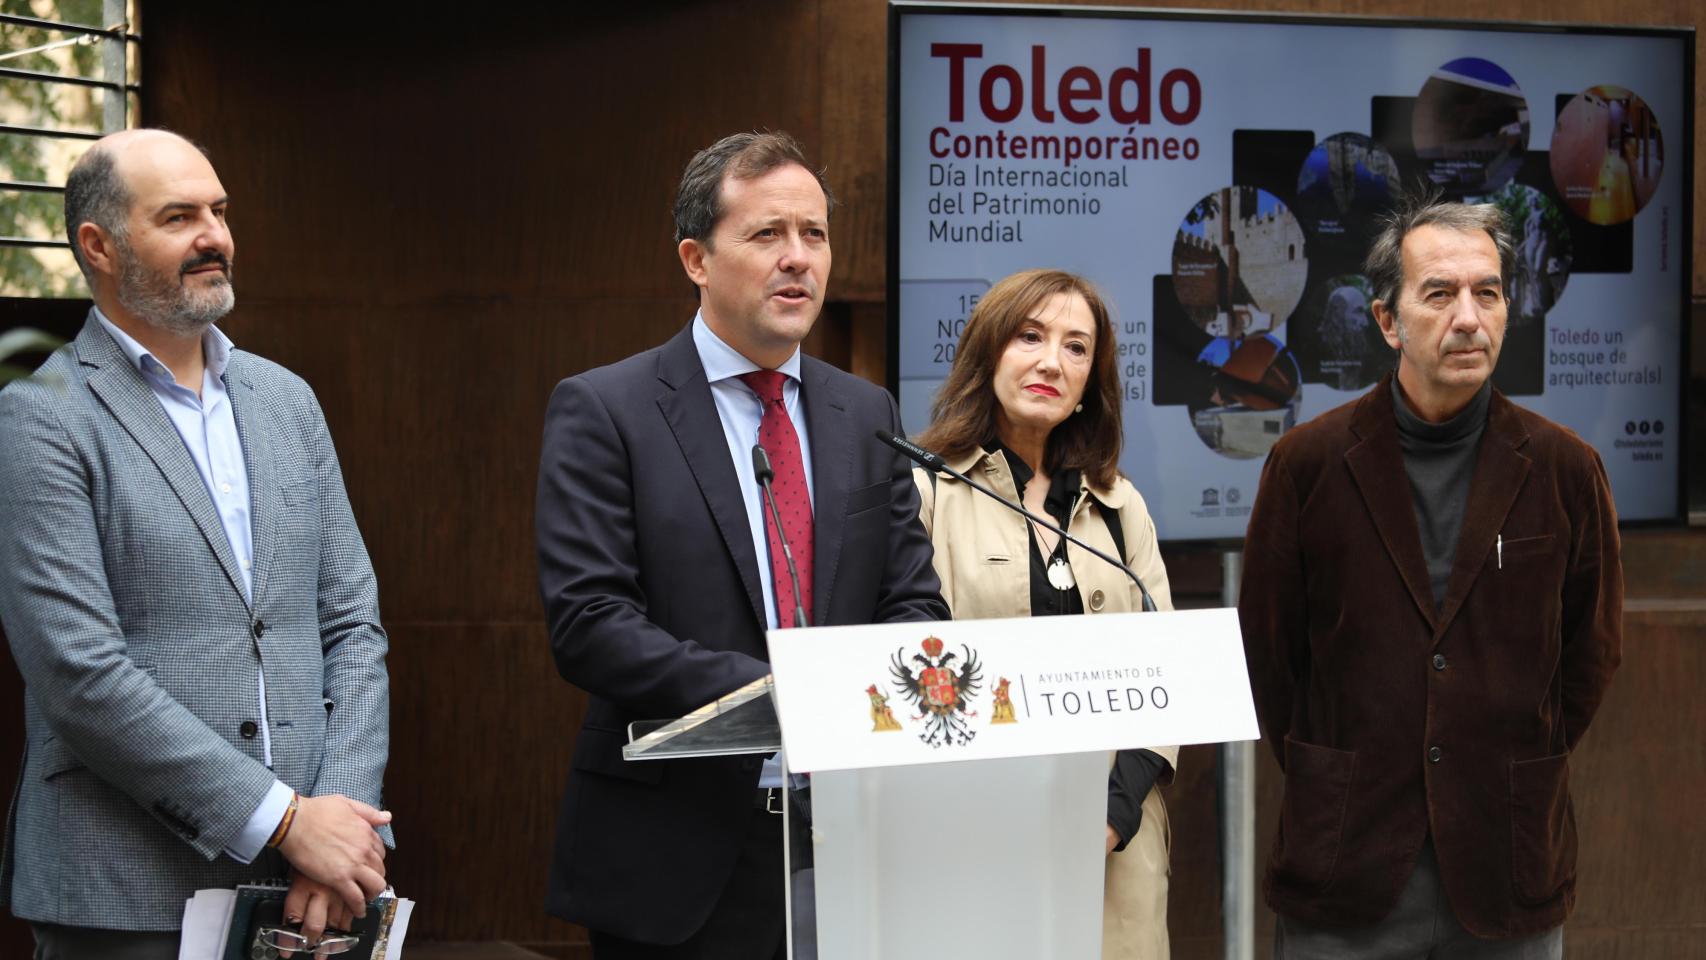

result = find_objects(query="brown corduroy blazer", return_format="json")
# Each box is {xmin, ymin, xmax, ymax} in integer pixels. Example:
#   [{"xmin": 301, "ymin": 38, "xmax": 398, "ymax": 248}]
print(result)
[{"xmin": 1238, "ymin": 376, "xmax": 1622, "ymax": 938}]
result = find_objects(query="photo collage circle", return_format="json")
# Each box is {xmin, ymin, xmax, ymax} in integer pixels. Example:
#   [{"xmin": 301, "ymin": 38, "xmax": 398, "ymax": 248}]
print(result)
[{"xmin": 1162, "ymin": 56, "xmax": 1663, "ymax": 459}]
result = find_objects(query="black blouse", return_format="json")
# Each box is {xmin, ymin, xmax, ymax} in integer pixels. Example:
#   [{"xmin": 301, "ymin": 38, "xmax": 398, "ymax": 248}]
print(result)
[{"xmin": 988, "ymin": 444, "xmax": 1167, "ymax": 850}]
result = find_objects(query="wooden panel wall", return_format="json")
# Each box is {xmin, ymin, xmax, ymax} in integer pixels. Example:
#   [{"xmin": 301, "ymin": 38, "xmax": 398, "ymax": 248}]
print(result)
[
  {"xmin": 141, "ymin": 3, "xmax": 828, "ymax": 948},
  {"xmin": 0, "ymin": 2, "xmax": 1698, "ymax": 955}
]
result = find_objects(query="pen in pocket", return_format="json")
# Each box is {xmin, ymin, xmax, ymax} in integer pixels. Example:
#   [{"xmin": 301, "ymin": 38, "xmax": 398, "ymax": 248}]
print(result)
[{"xmin": 1497, "ymin": 534, "xmax": 1502, "ymax": 570}]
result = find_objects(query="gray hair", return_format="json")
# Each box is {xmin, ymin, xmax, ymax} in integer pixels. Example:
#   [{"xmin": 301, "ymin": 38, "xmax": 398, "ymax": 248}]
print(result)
[
  {"xmin": 63, "ymin": 145, "xmax": 131, "ymax": 283},
  {"xmin": 1364, "ymin": 189, "xmax": 1516, "ymax": 318},
  {"xmin": 672, "ymin": 130, "xmax": 835, "ymax": 247}
]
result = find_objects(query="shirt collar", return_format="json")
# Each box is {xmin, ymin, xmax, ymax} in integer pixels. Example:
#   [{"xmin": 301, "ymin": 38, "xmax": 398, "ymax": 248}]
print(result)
[
  {"xmin": 93, "ymin": 305, "xmax": 234, "ymax": 383},
  {"xmin": 947, "ymin": 443, "xmax": 1129, "ymax": 512},
  {"xmin": 691, "ymin": 310, "xmax": 802, "ymax": 386},
  {"xmin": 983, "ymin": 439, "xmax": 1082, "ymax": 524}
]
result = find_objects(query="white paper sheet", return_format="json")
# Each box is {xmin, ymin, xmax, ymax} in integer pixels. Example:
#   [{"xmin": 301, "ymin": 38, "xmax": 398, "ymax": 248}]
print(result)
[
  {"xmin": 384, "ymin": 898, "xmax": 415, "ymax": 960},
  {"xmin": 177, "ymin": 888, "xmax": 236, "ymax": 960}
]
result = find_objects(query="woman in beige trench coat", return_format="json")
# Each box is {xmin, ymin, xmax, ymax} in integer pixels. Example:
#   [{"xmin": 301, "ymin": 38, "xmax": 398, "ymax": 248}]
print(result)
[{"xmin": 912, "ymin": 268, "xmax": 1177, "ymax": 960}]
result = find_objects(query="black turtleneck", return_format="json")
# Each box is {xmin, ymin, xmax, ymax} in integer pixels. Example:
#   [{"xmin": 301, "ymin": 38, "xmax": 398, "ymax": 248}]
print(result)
[{"xmin": 1391, "ymin": 378, "xmax": 1492, "ymax": 613}]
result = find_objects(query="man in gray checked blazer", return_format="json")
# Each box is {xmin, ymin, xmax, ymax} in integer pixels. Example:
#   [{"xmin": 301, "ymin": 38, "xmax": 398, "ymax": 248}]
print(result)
[{"xmin": 0, "ymin": 129, "xmax": 393, "ymax": 959}]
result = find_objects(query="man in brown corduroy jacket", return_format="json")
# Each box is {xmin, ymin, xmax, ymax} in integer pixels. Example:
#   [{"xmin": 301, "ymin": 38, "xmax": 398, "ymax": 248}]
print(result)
[{"xmin": 1239, "ymin": 194, "xmax": 1622, "ymax": 959}]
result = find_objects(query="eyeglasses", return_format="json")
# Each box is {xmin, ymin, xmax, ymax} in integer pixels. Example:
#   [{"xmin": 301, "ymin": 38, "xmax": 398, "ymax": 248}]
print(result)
[{"xmin": 252, "ymin": 926, "xmax": 360, "ymax": 957}]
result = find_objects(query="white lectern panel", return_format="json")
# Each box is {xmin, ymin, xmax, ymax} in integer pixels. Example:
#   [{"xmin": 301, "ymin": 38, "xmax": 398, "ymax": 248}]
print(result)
[{"xmin": 811, "ymin": 754, "xmax": 1106, "ymax": 960}]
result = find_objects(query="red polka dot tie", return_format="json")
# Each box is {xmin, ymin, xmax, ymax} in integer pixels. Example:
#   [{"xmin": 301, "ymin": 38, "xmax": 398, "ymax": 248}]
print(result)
[{"xmin": 739, "ymin": 370, "xmax": 814, "ymax": 628}]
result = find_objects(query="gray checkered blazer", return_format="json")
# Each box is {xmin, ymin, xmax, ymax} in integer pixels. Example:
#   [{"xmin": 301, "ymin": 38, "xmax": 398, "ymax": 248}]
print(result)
[{"xmin": 0, "ymin": 314, "xmax": 391, "ymax": 930}]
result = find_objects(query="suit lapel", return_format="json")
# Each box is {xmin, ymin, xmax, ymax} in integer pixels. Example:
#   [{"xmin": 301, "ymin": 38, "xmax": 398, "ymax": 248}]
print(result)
[
  {"xmin": 76, "ymin": 316, "xmax": 251, "ymax": 608},
  {"xmin": 1433, "ymin": 392, "xmax": 1530, "ymax": 639},
  {"xmin": 654, "ymin": 327, "xmax": 767, "ymax": 630},
  {"xmin": 227, "ymin": 356, "xmax": 276, "ymax": 605},
  {"xmin": 801, "ymin": 357, "xmax": 850, "ymax": 627},
  {"xmin": 1343, "ymin": 381, "xmax": 1437, "ymax": 630}
]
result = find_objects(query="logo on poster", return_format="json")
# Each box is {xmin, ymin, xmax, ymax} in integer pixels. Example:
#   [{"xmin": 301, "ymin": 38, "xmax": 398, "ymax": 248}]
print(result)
[
  {"xmin": 931, "ymin": 44, "xmax": 1201, "ymax": 125},
  {"xmin": 926, "ymin": 44, "xmax": 1205, "ymax": 167}
]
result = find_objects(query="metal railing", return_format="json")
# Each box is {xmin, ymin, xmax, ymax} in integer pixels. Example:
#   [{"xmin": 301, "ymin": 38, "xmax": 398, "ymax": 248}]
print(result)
[{"xmin": 0, "ymin": 3, "xmax": 140, "ymax": 261}]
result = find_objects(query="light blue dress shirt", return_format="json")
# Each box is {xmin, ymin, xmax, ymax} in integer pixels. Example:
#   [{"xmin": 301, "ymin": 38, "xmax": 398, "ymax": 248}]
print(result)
[
  {"xmin": 93, "ymin": 309, "xmax": 293, "ymax": 862},
  {"xmin": 691, "ymin": 313, "xmax": 815, "ymax": 789},
  {"xmin": 691, "ymin": 313, "xmax": 815, "ymax": 630}
]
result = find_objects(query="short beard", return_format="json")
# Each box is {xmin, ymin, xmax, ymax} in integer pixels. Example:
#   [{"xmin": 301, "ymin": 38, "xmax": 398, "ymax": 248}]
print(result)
[{"xmin": 113, "ymin": 238, "xmax": 236, "ymax": 337}]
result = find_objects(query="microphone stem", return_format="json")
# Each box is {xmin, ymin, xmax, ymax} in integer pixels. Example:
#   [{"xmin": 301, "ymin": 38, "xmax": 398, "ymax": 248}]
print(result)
[
  {"xmin": 872, "ymin": 428, "xmax": 1157, "ymax": 612},
  {"xmin": 759, "ymin": 471, "xmax": 810, "ymax": 628}
]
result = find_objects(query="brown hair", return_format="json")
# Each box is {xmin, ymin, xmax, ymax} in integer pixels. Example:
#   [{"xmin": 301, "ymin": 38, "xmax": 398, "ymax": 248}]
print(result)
[
  {"xmin": 915, "ymin": 269, "xmax": 1123, "ymax": 489},
  {"xmin": 1365, "ymin": 184, "xmax": 1515, "ymax": 319},
  {"xmin": 672, "ymin": 130, "xmax": 835, "ymax": 247}
]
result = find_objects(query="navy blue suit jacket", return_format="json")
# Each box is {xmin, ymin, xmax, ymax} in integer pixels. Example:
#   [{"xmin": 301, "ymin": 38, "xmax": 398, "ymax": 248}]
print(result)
[{"xmin": 535, "ymin": 323, "xmax": 947, "ymax": 943}]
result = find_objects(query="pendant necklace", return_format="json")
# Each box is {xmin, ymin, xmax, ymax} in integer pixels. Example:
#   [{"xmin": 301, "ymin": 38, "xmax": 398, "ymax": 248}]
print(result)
[
  {"xmin": 1046, "ymin": 553, "xmax": 1076, "ymax": 590},
  {"xmin": 1033, "ymin": 516, "xmax": 1075, "ymax": 590}
]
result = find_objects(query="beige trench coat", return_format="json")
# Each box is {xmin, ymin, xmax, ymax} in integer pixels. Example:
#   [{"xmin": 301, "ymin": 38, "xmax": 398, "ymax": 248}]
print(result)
[{"xmin": 914, "ymin": 449, "xmax": 1176, "ymax": 960}]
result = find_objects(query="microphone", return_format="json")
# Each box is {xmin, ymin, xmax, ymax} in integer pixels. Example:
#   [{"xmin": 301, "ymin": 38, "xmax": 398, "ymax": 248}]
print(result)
[
  {"xmin": 875, "ymin": 430, "xmax": 1157, "ymax": 612},
  {"xmin": 751, "ymin": 443, "xmax": 774, "ymax": 484},
  {"xmin": 751, "ymin": 444, "xmax": 809, "ymax": 628},
  {"xmin": 878, "ymin": 431, "xmax": 947, "ymax": 473}
]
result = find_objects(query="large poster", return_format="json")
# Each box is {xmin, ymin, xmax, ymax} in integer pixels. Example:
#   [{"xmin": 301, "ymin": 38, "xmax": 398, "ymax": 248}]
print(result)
[{"xmin": 890, "ymin": 6, "xmax": 1690, "ymax": 540}]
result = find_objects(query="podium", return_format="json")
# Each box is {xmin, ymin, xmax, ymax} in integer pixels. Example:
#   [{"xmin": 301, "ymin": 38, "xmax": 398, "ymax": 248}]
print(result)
[{"xmin": 625, "ymin": 607, "xmax": 1257, "ymax": 960}]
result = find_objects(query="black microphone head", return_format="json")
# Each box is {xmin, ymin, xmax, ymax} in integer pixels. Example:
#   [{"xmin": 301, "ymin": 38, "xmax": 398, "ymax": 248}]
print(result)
[
  {"xmin": 873, "ymin": 429, "xmax": 945, "ymax": 472},
  {"xmin": 751, "ymin": 444, "xmax": 775, "ymax": 483}
]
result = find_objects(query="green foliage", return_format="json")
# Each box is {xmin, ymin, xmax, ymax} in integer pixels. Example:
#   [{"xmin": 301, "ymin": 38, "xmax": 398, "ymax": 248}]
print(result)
[
  {"xmin": 2, "ymin": 0, "xmax": 110, "ymax": 297},
  {"xmin": 0, "ymin": 327, "xmax": 64, "ymax": 382},
  {"xmin": 1488, "ymin": 182, "xmax": 1568, "ymax": 248}
]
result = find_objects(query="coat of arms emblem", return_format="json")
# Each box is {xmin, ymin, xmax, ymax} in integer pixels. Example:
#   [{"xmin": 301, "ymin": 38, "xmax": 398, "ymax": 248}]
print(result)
[
  {"xmin": 891, "ymin": 635, "xmax": 982, "ymax": 747},
  {"xmin": 990, "ymin": 676, "xmax": 1017, "ymax": 724},
  {"xmin": 866, "ymin": 684, "xmax": 903, "ymax": 731}
]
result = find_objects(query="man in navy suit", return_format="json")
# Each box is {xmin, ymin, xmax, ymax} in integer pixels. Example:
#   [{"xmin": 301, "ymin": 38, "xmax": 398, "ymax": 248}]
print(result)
[{"xmin": 535, "ymin": 131, "xmax": 947, "ymax": 957}]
